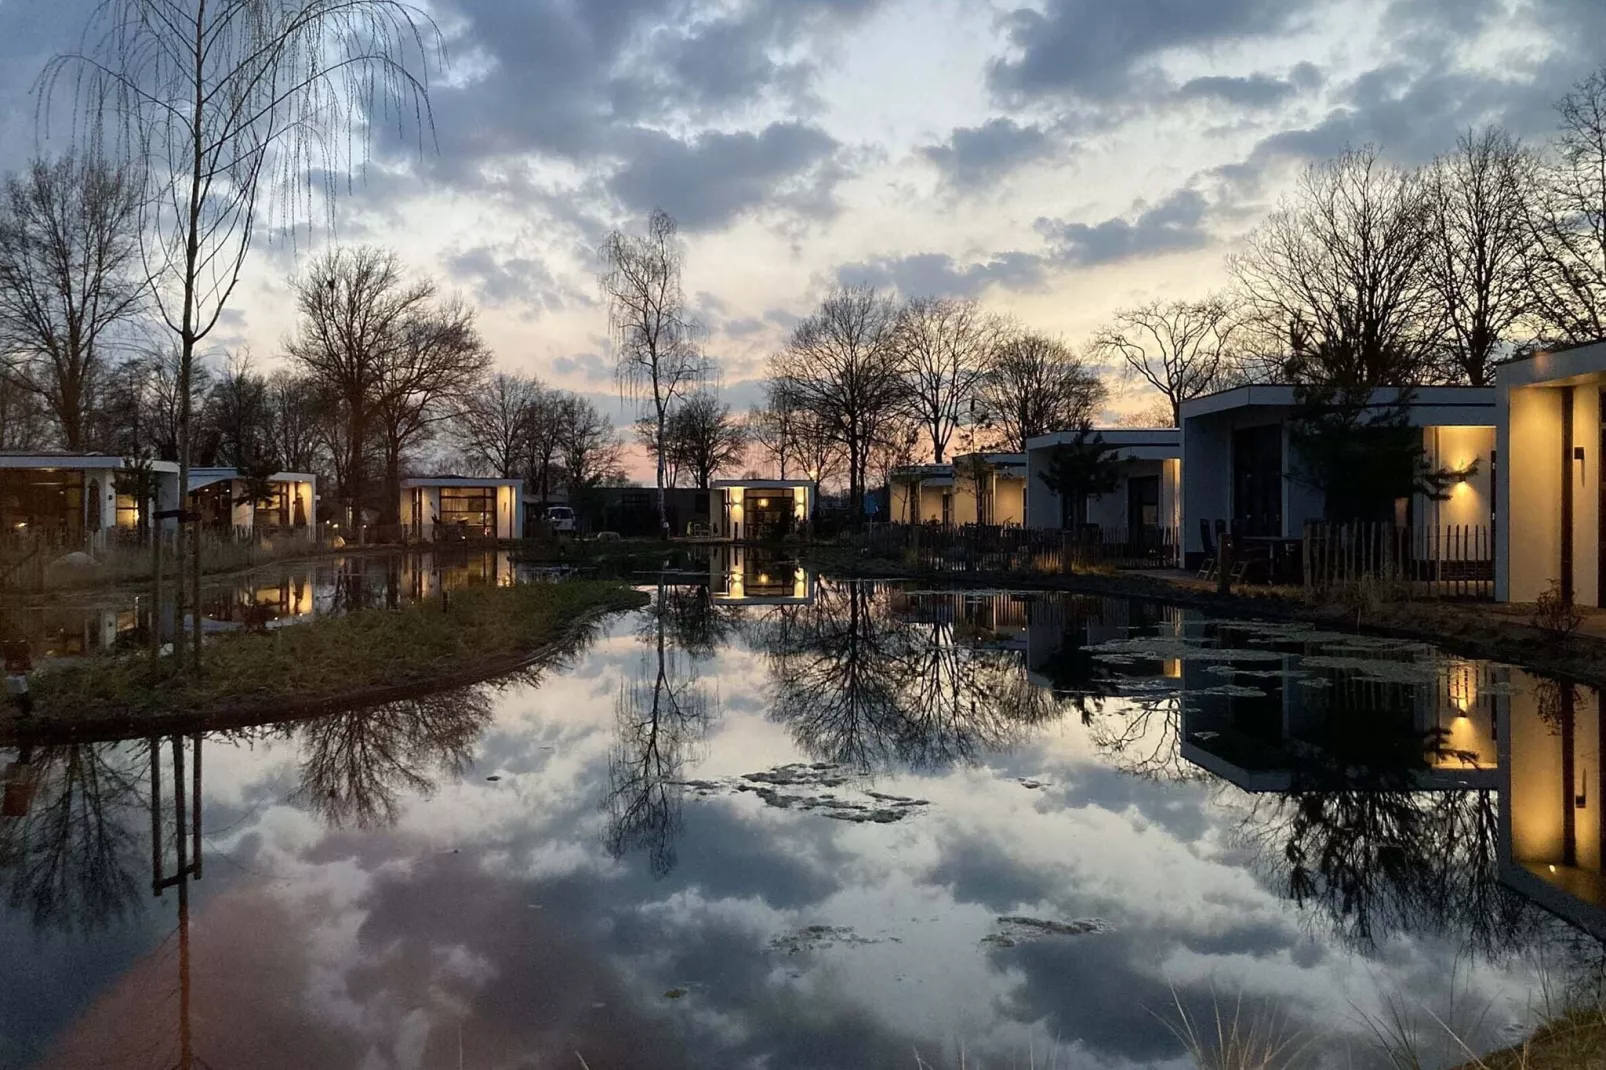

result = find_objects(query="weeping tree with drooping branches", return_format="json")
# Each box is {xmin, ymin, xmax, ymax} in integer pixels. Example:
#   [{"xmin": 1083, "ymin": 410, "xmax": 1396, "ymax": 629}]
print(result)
[{"xmin": 43, "ymin": 0, "xmax": 442, "ymax": 671}]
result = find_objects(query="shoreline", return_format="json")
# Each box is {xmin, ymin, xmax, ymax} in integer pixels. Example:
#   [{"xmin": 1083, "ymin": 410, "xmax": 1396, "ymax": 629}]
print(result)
[
  {"xmin": 1, "ymin": 583, "xmax": 648, "ymax": 746},
  {"xmin": 805, "ymin": 549, "xmax": 1606, "ymax": 689}
]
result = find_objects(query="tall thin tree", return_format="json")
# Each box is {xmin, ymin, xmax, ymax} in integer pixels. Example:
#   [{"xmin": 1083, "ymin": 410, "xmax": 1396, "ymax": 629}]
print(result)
[
  {"xmin": 599, "ymin": 209, "xmax": 706, "ymax": 538},
  {"xmin": 48, "ymin": 0, "xmax": 440, "ymax": 670},
  {"xmin": 893, "ymin": 295, "xmax": 998, "ymax": 463},
  {"xmin": 1089, "ymin": 297, "xmax": 1238, "ymax": 426}
]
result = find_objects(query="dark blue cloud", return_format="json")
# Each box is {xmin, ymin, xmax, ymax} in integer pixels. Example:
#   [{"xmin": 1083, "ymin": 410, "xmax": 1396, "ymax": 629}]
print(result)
[{"xmin": 922, "ymin": 118, "xmax": 1055, "ymax": 188}]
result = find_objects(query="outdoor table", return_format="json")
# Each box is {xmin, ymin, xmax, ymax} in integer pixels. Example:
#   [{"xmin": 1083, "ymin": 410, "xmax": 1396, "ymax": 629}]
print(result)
[{"xmin": 1234, "ymin": 536, "xmax": 1304, "ymax": 584}]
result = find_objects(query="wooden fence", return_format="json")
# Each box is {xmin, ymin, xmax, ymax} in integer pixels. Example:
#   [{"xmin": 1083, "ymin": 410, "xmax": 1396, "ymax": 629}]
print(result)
[
  {"xmin": 1301, "ymin": 522, "xmax": 1493, "ymax": 599},
  {"xmin": 850, "ymin": 523, "xmax": 1180, "ymax": 575}
]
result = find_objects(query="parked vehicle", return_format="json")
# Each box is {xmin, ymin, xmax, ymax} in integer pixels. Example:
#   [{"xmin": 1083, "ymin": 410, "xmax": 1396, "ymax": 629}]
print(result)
[{"xmin": 545, "ymin": 505, "xmax": 576, "ymax": 533}]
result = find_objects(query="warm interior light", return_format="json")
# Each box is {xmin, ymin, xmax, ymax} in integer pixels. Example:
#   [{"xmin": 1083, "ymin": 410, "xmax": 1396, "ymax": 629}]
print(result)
[
  {"xmin": 1550, "ymin": 864, "xmax": 1559, "ymax": 873},
  {"xmin": 758, "ymin": 498, "xmax": 770, "ymax": 507}
]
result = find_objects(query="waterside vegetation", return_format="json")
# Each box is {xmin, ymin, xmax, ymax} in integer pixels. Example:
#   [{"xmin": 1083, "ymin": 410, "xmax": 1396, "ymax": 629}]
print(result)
[{"xmin": 8, "ymin": 579, "xmax": 646, "ymax": 733}]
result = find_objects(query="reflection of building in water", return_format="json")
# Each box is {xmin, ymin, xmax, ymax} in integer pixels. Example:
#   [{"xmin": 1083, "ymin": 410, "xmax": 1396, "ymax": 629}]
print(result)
[
  {"xmin": 1499, "ymin": 677, "xmax": 1606, "ymax": 938},
  {"xmin": 1024, "ymin": 598, "xmax": 1184, "ymax": 691},
  {"xmin": 707, "ymin": 545, "xmax": 813, "ymax": 605},
  {"xmin": 891, "ymin": 589, "xmax": 1045, "ymax": 651},
  {"xmin": 1, "ymin": 604, "xmax": 145, "ymax": 662},
  {"xmin": 1180, "ymin": 644, "xmax": 1499, "ymax": 794},
  {"xmin": 401, "ymin": 549, "xmax": 517, "ymax": 598}
]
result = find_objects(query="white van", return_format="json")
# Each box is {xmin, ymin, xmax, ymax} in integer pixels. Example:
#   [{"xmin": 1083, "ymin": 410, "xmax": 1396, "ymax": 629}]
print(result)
[{"xmin": 544, "ymin": 504, "xmax": 576, "ymax": 533}]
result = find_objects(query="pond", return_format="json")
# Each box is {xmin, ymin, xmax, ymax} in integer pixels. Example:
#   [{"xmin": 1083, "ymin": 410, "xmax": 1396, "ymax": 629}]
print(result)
[
  {"xmin": 1, "ymin": 549, "xmax": 549, "ymax": 663},
  {"xmin": 2, "ymin": 574, "xmax": 1604, "ymax": 1068}
]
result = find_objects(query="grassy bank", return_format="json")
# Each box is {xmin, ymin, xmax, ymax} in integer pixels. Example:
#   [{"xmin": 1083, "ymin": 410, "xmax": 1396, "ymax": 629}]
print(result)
[
  {"xmin": 1451, "ymin": 1006, "xmax": 1606, "ymax": 1069},
  {"xmin": 804, "ymin": 545, "xmax": 1606, "ymax": 690},
  {"xmin": 14, "ymin": 579, "xmax": 647, "ymax": 731}
]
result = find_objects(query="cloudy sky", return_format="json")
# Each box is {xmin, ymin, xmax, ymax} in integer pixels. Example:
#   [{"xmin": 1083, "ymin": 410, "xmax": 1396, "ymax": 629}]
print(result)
[{"xmin": 1, "ymin": 0, "xmax": 1604, "ymax": 446}]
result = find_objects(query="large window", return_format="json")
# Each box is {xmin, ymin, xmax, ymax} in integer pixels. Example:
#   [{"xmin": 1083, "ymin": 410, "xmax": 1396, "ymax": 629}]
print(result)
[
  {"xmin": 0, "ymin": 468, "xmax": 85, "ymax": 538},
  {"xmin": 439, "ymin": 486, "xmax": 495, "ymax": 537},
  {"xmin": 1232, "ymin": 425, "xmax": 1283, "ymax": 537}
]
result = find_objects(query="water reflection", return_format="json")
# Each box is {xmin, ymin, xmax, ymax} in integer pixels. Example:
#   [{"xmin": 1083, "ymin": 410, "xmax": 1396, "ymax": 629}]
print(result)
[
  {"xmin": 290, "ymin": 687, "xmax": 495, "ymax": 829},
  {"xmin": 0, "ymin": 742, "xmax": 145, "ymax": 932},
  {"xmin": 606, "ymin": 581, "xmax": 714, "ymax": 877},
  {"xmin": 0, "ymin": 549, "xmax": 528, "ymax": 665},
  {"xmin": 13, "ymin": 580, "xmax": 1606, "ymax": 1067},
  {"xmin": 757, "ymin": 583, "xmax": 1064, "ymax": 772}
]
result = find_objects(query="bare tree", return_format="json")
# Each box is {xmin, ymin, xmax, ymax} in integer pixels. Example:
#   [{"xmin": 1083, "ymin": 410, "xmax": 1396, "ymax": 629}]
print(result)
[
  {"xmin": 663, "ymin": 392, "xmax": 747, "ymax": 489},
  {"xmin": 265, "ymin": 370, "xmax": 323, "ymax": 473},
  {"xmin": 0, "ymin": 155, "xmax": 143, "ymax": 449},
  {"xmin": 198, "ymin": 351, "xmax": 273, "ymax": 467},
  {"xmin": 1089, "ymin": 296, "xmax": 1238, "ymax": 426},
  {"xmin": 977, "ymin": 331, "xmax": 1105, "ymax": 452},
  {"xmin": 1230, "ymin": 146, "xmax": 1439, "ymax": 388},
  {"xmin": 748, "ymin": 381, "xmax": 799, "ymax": 478},
  {"xmin": 893, "ymin": 295, "xmax": 999, "ymax": 463},
  {"xmin": 372, "ymin": 296, "xmax": 491, "ymax": 523},
  {"xmin": 1426, "ymin": 128, "xmax": 1537, "ymax": 385},
  {"xmin": 0, "ymin": 360, "xmax": 48, "ymax": 449},
  {"xmin": 599, "ymin": 210, "xmax": 706, "ymax": 536},
  {"xmin": 557, "ymin": 394, "xmax": 623, "ymax": 492},
  {"xmin": 287, "ymin": 247, "xmax": 433, "ymax": 531},
  {"xmin": 770, "ymin": 285, "xmax": 902, "ymax": 517},
  {"xmin": 522, "ymin": 386, "xmax": 566, "ymax": 503},
  {"xmin": 1527, "ymin": 68, "xmax": 1606, "ymax": 346},
  {"xmin": 454, "ymin": 371, "xmax": 540, "ymax": 479},
  {"xmin": 48, "ymin": 0, "xmax": 439, "ymax": 668}
]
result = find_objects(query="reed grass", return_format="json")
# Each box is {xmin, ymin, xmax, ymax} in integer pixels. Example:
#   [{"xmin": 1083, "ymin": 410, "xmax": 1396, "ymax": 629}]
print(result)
[{"xmin": 23, "ymin": 579, "xmax": 646, "ymax": 720}]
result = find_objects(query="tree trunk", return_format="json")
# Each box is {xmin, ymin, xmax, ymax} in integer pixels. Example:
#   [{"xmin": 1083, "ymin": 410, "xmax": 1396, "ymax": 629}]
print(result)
[
  {"xmin": 347, "ymin": 405, "xmax": 365, "ymax": 542},
  {"xmin": 384, "ymin": 438, "xmax": 402, "ymax": 532},
  {"xmin": 655, "ymin": 407, "xmax": 669, "ymax": 540}
]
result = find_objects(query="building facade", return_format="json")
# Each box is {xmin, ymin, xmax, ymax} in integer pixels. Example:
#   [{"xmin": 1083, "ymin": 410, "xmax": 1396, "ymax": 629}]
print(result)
[
  {"xmin": 1496, "ymin": 340, "xmax": 1606, "ymax": 605},
  {"xmin": 1179, "ymin": 385, "xmax": 1496, "ymax": 568}
]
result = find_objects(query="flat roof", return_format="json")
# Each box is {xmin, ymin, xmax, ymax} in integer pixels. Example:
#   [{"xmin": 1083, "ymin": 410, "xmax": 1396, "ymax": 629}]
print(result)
[
  {"xmin": 1026, "ymin": 427, "xmax": 1180, "ymax": 452},
  {"xmin": 0, "ymin": 454, "xmax": 180, "ymax": 472},
  {"xmin": 1179, "ymin": 384, "xmax": 1496, "ymax": 425},
  {"xmin": 1495, "ymin": 339, "xmax": 1606, "ymax": 389},
  {"xmin": 402, "ymin": 477, "xmax": 521, "ymax": 487},
  {"xmin": 711, "ymin": 479, "xmax": 814, "ymax": 488}
]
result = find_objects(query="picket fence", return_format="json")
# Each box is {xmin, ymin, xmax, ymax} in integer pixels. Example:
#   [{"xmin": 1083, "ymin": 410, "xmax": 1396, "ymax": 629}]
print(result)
[
  {"xmin": 1300, "ymin": 521, "xmax": 1493, "ymax": 599},
  {"xmin": 852, "ymin": 523, "xmax": 1180, "ymax": 575}
]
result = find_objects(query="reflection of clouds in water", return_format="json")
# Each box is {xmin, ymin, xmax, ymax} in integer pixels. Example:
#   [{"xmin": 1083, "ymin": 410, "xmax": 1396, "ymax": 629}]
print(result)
[{"xmin": 4, "ymin": 591, "xmax": 1594, "ymax": 1069}]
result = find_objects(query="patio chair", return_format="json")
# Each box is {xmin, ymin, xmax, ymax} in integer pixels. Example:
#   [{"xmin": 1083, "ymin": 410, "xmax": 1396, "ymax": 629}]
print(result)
[{"xmin": 1196, "ymin": 520, "xmax": 1218, "ymax": 579}]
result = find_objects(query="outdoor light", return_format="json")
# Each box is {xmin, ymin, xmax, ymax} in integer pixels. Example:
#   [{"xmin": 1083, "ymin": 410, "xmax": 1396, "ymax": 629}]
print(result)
[
  {"xmin": 758, "ymin": 497, "xmax": 770, "ymax": 507},
  {"xmin": 1576, "ymin": 446, "xmax": 1587, "ymax": 462}
]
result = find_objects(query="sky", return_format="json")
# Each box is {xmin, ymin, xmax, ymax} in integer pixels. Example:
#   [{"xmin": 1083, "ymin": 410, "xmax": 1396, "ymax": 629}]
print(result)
[{"xmin": 1, "ymin": 0, "xmax": 1604, "ymax": 467}]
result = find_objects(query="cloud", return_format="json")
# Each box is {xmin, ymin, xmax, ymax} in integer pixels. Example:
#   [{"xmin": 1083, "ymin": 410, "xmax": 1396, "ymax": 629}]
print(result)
[
  {"xmin": 444, "ymin": 244, "xmax": 579, "ymax": 315},
  {"xmin": 551, "ymin": 351, "xmax": 614, "ymax": 383},
  {"xmin": 921, "ymin": 118, "xmax": 1056, "ymax": 188},
  {"xmin": 988, "ymin": 0, "xmax": 1312, "ymax": 102},
  {"xmin": 835, "ymin": 250, "xmax": 1047, "ymax": 298},
  {"xmin": 1173, "ymin": 65, "xmax": 1322, "ymax": 109},
  {"xmin": 1036, "ymin": 188, "xmax": 1213, "ymax": 267},
  {"xmin": 607, "ymin": 122, "xmax": 845, "ymax": 230}
]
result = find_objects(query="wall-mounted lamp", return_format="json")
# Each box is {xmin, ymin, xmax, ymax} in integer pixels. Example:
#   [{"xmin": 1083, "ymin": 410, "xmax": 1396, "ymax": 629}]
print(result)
[{"xmin": 1575, "ymin": 446, "xmax": 1587, "ymax": 462}]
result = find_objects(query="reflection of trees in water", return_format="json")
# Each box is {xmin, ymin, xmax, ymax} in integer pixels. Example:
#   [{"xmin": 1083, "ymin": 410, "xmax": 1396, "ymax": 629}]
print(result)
[
  {"xmin": 758, "ymin": 582, "xmax": 1064, "ymax": 772},
  {"xmin": 656, "ymin": 583, "xmax": 741, "ymax": 661},
  {"xmin": 0, "ymin": 742, "xmax": 146, "ymax": 931},
  {"xmin": 606, "ymin": 581, "xmax": 711, "ymax": 876},
  {"xmin": 1085, "ymin": 696, "xmax": 1211, "ymax": 783},
  {"xmin": 1235, "ymin": 785, "xmax": 1542, "ymax": 956},
  {"xmin": 290, "ymin": 688, "xmax": 496, "ymax": 829}
]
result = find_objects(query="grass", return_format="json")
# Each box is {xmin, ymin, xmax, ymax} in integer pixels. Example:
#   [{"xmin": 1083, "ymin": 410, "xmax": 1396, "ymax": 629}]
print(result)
[
  {"xmin": 21, "ymin": 579, "xmax": 647, "ymax": 722},
  {"xmin": 1460, "ymin": 1005, "xmax": 1606, "ymax": 1069}
]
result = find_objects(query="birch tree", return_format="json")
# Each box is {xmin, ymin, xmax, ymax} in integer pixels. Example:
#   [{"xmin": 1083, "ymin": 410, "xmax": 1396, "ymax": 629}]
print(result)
[
  {"xmin": 48, "ymin": 0, "xmax": 440, "ymax": 668},
  {"xmin": 599, "ymin": 210, "xmax": 705, "ymax": 537}
]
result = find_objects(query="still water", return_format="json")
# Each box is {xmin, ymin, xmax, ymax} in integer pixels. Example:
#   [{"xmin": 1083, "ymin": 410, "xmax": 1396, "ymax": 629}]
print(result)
[
  {"xmin": 0, "ymin": 550, "xmax": 543, "ymax": 663},
  {"xmin": 2, "ymin": 575, "xmax": 1604, "ymax": 1068}
]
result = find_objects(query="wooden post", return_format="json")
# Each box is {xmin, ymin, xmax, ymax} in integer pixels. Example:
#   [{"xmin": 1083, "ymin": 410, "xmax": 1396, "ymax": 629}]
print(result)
[{"xmin": 1217, "ymin": 533, "xmax": 1233, "ymax": 595}]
